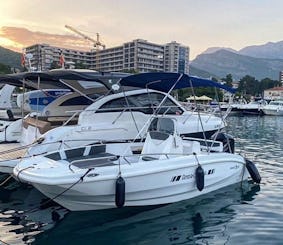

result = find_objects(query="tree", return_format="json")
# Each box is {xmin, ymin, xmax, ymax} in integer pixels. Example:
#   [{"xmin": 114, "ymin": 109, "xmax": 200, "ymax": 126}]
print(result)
[
  {"xmin": 259, "ymin": 78, "xmax": 280, "ymax": 92},
  {"xmin": 221, "ymin": 74, "xmax": 233, "ymax": 87},
  {"xmin": 238, "ymin": 75, "xmax": 259, "ymax": 98}
]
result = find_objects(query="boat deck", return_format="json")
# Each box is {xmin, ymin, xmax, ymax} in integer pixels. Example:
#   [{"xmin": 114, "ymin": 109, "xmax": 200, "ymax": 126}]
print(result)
[{"xmin": 0, "ymin": 143, "xmax": 26, "ymax": 161}]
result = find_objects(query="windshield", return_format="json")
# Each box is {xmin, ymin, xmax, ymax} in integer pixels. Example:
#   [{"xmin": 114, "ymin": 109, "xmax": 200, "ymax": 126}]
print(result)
[{"xmin": 98, "ymin": 92, "xmax": 183, "ymax": 115}]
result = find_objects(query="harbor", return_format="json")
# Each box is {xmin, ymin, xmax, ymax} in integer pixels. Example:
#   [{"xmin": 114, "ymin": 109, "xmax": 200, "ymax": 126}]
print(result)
[
  {"xmin": 1, "ymin": 1, "xmax": 283, "ymax": 244},
  {"xmin": 0, "ymin": 69, "xmax": 281, "ymax": 244}
]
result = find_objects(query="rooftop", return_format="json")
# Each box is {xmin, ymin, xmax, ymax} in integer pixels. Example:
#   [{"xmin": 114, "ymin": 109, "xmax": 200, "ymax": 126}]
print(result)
[{"xmin": 265, "ymin": 86, "xmax": 283, "ymax": 91}]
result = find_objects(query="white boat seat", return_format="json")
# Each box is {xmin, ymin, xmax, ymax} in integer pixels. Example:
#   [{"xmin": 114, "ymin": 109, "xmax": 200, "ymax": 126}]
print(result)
[
  {"xmin": 141, "ymin": 118, "xmax": 183, "ymax": 160},
  {"xmin": 183, "ymin": 141, "xmax": 201, "ymax": 154}
]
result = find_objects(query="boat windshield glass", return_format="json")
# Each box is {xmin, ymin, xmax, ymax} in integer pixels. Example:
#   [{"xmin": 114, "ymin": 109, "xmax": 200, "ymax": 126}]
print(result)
[
  {"xmin": 149, "ymin": 118, "xmax": 175, "ymax": 135},
  {"xmin": 98, "ymin": 92, "xmax": 183, "ymax": 115}
]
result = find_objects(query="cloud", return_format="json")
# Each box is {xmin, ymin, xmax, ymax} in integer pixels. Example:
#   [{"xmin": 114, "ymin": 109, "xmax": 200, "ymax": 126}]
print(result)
[{"xmin": 0, "ymin": 26, "xmax": 93, "ymax": 52}]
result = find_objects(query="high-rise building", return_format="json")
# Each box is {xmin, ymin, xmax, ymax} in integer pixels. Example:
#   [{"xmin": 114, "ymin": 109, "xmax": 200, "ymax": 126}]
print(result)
[
  {"xmin": 24, "ymin": 39, "xmax": 190, "ymax": 73},
  {"xmin": 164, "ymin": 41, "xmax": 190, "ymax": 74},
  {"xmin": 24, "ymin": 44, "xmax": 91, "ymax": 71}
]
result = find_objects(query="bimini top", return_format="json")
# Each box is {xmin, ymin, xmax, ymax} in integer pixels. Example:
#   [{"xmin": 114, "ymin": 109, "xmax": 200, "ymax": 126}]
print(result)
[
  {"xmin": 0, "ymin": 69, "xmax": 131, "ymax": 92},
  {"xmin": 119, "ymin": 72, "xmax": 236, "ymax": 93}
]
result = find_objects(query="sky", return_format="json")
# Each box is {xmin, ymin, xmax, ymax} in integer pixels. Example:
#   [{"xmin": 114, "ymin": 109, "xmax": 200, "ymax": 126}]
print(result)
[{"xmin": 0, "ymin": 0, "xmax": 283, "ymax": 59}]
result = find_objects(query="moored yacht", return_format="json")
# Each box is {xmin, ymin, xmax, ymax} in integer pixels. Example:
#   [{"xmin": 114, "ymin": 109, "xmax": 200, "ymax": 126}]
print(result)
[
  {"xmin": 262, "ymin": 100, "xmax": 283, "ymax": 115},
  {"xmin": 237, "ymin": 100, "xmax": 267, "ymax": 116},
  {"xmin": 25, "ymin": 88, "xmax": 227, "ymax": 156}
]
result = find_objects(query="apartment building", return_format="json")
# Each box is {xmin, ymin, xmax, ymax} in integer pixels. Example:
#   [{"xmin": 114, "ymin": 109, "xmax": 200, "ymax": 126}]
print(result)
[
  {"xmin": 24, "ymin": 40, "xmax": 190, "ymax": 73},
  {"xmin": 264, "ymin": 86, "xmax": 283, "ymax": 100},
  {"xmin": 164, "ymin": 41, "xmax": 190, "ymax": 74},
  {"xmin": 25, "ymin": 44, "xmax": 91, "ymax": 71}
]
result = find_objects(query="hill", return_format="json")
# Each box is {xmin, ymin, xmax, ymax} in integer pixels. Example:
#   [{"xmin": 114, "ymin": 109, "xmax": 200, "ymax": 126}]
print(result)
[
  {"xmin": 191, "ymin": 49, "xmax": 283, "ymax": 80},
  {"xmin": 0, "ymin": 46, "xmax": 21, "ymax": 68}
]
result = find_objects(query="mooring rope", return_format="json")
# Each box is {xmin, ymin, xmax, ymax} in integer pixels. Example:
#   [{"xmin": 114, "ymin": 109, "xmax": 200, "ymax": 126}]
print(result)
[
  {"xmin": 18, "ymin": 168, "xmax": 93, "ymax": 214},
  {"xmin": 0, "ymin": 175, "xmax": 13, "ymax": 187}
]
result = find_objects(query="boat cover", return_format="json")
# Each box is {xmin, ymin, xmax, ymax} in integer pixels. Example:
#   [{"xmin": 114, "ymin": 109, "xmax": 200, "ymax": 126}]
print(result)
[{"xmin": 119, "ymin": 72, "xmax": 236, "ymax": 93}]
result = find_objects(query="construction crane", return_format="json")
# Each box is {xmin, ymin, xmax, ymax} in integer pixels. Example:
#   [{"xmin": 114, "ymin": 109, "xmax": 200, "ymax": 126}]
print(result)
[{"xmin": 65, "ymin": 25, "xmax": 105, "ymax": 70}]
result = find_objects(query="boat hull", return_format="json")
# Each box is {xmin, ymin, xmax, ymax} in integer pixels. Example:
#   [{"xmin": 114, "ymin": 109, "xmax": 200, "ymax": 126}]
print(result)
[
  {"xmin": 239, "ymin": 108, "xmax": 263, "ymax": 116},
  {"xmin": 263, "ymin": 109, "xmax": 283, "ymax": 116},
  {"xmin": 18, "ymin": 154, "xmax": 248, "ymax": 211}
]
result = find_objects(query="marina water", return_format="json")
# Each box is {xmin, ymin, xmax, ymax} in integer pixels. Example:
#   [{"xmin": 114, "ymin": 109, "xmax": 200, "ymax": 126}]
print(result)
[{"xmin": 0, "ymin": 115, "xmax": 283, "ymax": 244}]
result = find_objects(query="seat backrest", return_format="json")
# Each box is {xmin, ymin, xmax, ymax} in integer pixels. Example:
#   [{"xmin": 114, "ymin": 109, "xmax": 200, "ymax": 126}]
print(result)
[
  {"xmin": 141, "ymin": 117, "xmax": 183, "ymax": 160},
  {"xmin": 148, "ymin": 117, "xmax": 175, "ymax": 135}
]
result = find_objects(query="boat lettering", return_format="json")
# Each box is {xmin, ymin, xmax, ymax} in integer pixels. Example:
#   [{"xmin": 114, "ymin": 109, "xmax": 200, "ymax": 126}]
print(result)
[
  {"xmin": 182, "ymin": 174, "xmax": 194, "ymax": 180},
  {"xmin": 171, "ymin": 175, "xmax": 182, "ymax": 182},
  {"xmin": 230, "ymin": 165, "xmax": 240, "ymax": 170},
  {"xmin": 171, "ymin": 173, "xmax": 194, "ymax": 182},
  {"xmin": 204, "ymin": 169, "xmax": 215, "ymax": 175}
]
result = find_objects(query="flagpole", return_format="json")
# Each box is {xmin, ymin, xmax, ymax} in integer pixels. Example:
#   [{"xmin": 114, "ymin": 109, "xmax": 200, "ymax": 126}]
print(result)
[{"xmin": 21, "ymin": 49, "xmax": 26, "ymax": 70}]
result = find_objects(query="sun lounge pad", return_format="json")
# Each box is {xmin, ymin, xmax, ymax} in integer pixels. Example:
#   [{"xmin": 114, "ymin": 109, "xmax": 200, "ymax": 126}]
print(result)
[{"xmin": 71, "ymin": 153, "xmax": 119, "ymax": 169}]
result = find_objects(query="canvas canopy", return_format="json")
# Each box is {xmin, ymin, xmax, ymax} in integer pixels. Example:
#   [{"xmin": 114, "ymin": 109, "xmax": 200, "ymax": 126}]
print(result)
[
  {"xmin": 198, "ymin": 95, "xmax": 212, "ymax": 101},
  {"xmin": 186, "ymin": 96, "xmax": 200, "ymax": 101}
]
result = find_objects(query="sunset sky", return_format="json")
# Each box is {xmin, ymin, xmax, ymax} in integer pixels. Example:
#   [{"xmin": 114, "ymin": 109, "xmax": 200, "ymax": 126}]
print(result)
[{"xmin": 0, "ymin": 0, "xmax": 283, "ymax": 59}]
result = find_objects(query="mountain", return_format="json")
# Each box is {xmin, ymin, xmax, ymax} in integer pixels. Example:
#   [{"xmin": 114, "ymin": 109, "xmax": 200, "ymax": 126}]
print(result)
[
  {"xmin": 0, "ymin": 46, "xmax": 21, "ymax": 68},
  {"xmin": 191, "ymin": 49, "xmax": 283, "ymax": 80},
  {"xmin": 202, "ymin": 47, "xmax": 237, "ymax": 55},
  {"xmin": 239, "ymin": 41, "xmax": 283, "ymax": 59},
  {"xmin": 189, "ymin": 65, "xmax": 218, "ymax": 79}
]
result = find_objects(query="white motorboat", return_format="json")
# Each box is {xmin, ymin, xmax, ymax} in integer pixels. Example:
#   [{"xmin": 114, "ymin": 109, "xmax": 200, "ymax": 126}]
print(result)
[
  {"xmin": 0, "ymin": 89, "xmax": 71, "ymax": 143},
  {"xmin": 14, "ymin": 72, "xmax": 261, "ymax": 211},
  {"xmin": 237, "ymin": 100, "xmax": 267, "ymax": 116},
  {"xmin": 262, "ymin": 100, "xmax": 283, "ymax": 115},
  {"xmin": 0, "ymin": 83, "xmax": 22, "ymax": 142},
  {"xmin": 219, "ymin": 102, "xmax": 243, "ymax": 115},
  {"xmin": 25, "ymin": 88, "xmax": 226, "ymax": 156}
]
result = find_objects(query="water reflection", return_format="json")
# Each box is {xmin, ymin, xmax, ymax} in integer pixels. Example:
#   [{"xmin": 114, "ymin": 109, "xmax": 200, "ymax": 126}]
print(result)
[
  {"xmin": 0, "ymin": 177, "xmax": 67, "ymax": 245},
  {"xmin": 32, "ymin": 182, "xmax": 260, "ymax": 245}
]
